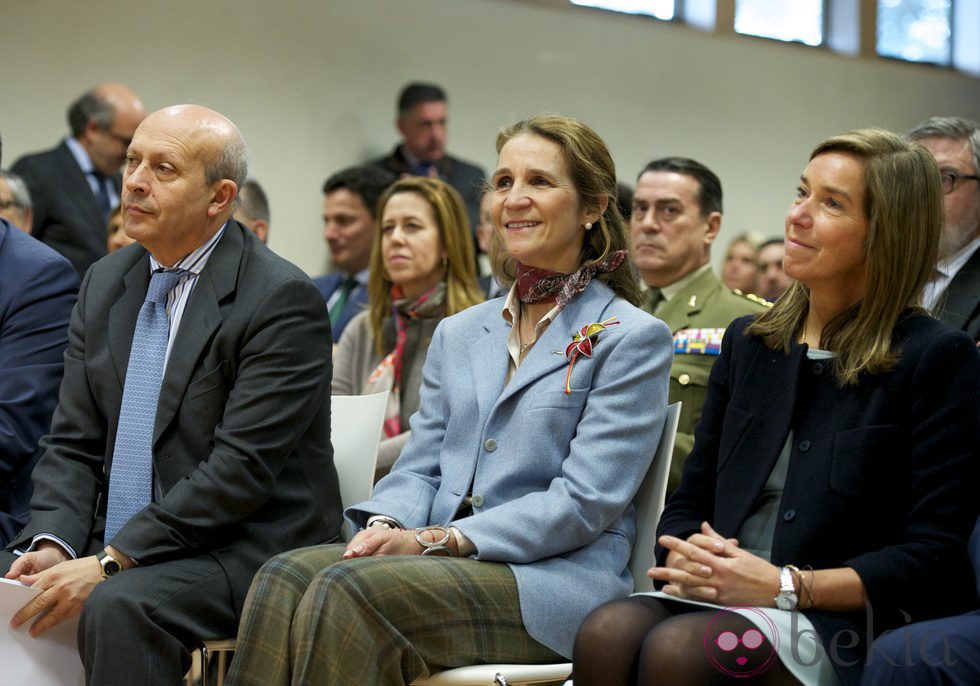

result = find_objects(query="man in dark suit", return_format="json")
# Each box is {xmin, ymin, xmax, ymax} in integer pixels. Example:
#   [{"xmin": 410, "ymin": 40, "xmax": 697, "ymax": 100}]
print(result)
[
  {"xmin": 12, "ymin": 82, "xmax": 146, "ymax": 277},
  {"xmin": 909, "ymin": 116, "xmax": 980, "ymax": 341},
  {"xmin": 369, "ymin": 82, "xmax": 485, "ymax": 235},
  {"xmin": 314, "ymin": 165, "xmax": 395, "ymax": 342},
  {"xmin": 0, "ymin": 133, "xmax": 79, "ymax": 546},
  {"xmin": 3, "ymin": 105, "xmax": 342, "ymax": 685}
]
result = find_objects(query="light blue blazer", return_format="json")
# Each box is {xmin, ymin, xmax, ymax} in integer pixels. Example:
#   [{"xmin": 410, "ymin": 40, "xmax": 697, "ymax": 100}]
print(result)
[{"xmin": 347, "ymin": 279, "xmax": 673, "ymax": 657}]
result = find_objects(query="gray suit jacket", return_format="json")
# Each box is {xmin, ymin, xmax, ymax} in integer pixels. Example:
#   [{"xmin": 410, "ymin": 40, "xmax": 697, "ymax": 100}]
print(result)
[
  {"xmin": 11, "ymin": 222, "xmax": 342, "ymax": 614},
  {"xmin": 938, "ymin": 245, "xmax": 980, "ymax": 341},
  {"xmin": 348, "ymin": 280, "xmax": 673, "ymax": 657},
  {"xmin": 12, "ymin": 141, "xmax": 117, "ymax": 277}
]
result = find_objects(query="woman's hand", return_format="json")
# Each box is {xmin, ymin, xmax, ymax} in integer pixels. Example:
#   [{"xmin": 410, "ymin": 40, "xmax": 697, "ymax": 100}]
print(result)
[
  {"xmin": 343, "ymin": 528, "xmax": 422, "ymax": 559},
  {"xmin": 649, "ymin": 522, "xmax": 779, "ymax": 606}
]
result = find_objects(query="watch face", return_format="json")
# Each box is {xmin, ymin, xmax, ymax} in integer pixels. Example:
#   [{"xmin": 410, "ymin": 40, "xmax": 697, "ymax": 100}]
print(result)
[
  {"xmin": 102, "ymin": 559, "xmax": 122, "ymax": 577},
  {"xmin": 775, "ymin": 593, "xmax": 797, "ymax": 611}
]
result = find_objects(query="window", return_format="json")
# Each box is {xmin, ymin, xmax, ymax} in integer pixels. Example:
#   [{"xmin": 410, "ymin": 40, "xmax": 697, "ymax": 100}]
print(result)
[
  {"xmin": 570, "ymin": 0, "xmax": 676, "ymax": 21},
  {"xmin": 734, "ymin": 0, "xmax": 825, "ymax": 46},
  {"xmin": 877, "ymin": 0, "xmax": 953, "ymax": 65}
]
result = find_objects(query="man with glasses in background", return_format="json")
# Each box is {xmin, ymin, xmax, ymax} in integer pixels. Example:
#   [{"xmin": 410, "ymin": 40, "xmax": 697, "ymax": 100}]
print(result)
[
  {"xmin": 12, "ymin": 82, "xmax": 146, "ymax": 277},
  {"xmin": 908, "ymin": 116, "xmax": 980, "ymax": 341}
]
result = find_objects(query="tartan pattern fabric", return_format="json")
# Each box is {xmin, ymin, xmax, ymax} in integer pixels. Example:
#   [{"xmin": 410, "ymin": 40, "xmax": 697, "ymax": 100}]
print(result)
[
  {"xmin": 105, "ymin": 268, "xmax": 186, "ymax": 542},
  {"xmin": 226, "ymin": 544, "xmax": 562, "ymax": 685}
]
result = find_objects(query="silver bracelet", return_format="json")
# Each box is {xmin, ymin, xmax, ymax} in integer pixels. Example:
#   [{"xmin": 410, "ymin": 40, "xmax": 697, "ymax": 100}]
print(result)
[
  {"xmin": 366, "ymin": 515, "xmax": 402, "ymax": 530},
  {"xmin": 414, "ymin": 526, "xmax": 453, "ymax": 556}
]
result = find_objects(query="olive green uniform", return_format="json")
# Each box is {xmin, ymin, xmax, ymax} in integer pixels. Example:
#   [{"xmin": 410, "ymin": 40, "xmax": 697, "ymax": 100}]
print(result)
[{"xmin": 643, "ymin": 267, "xmax": 768, "ymax": 492}]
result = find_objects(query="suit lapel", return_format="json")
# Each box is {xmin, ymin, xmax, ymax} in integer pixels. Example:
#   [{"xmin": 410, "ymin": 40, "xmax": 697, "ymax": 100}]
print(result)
[
  {"xmin": 109, "ymin": 255, "xmax": 152, "ymax": 389},
  {"xmin": 471, "ymin": 314, "xmax": 511, "ymax": 422},
  {"xmin": 57, "ymin": 142, "xmax": 108, "ymax": 234},
  {"xmin": 153, "ymin": 224, "xmax": 243, "ymax": 443},
  {"xmin": 940, "ymin": 246, "xmax": 980, "ymax": 330},
  {"xmin": 495, "ymin": 283, "xmax": 615, "ymax": 407},
  {"xmin": 657, "ymin": 268, "xmax": 718, "ymax": 334}
]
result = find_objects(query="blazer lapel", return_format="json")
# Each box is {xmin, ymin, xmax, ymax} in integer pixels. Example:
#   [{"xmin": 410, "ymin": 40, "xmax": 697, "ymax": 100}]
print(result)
[
  {"xmin": 940, "ymin": 247, "xmax": 980, "ymax": 330},
  {"xmin": 108, "ymin": 255, "xmax": 152, "ymax": 389},
  {"xmin": 471, "ymin": 314, "xmax": 511, "ymax": 424},
  {"xmin": 496, "ymin": 283, "xmax": 615, "ymax": 407},
  {"xmin": 57, "ymin": 142, "xmax": 107, "ymax": 234},
  {"xmin": 153, "ymin": 225, "xmax": 243, "ymax": 443}
]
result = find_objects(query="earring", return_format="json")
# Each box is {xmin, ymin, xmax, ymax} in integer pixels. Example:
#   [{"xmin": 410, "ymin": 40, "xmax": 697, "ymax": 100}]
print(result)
[{"xmin": 585, "ymin": 222, "xmax": 593, "ymax": 231}]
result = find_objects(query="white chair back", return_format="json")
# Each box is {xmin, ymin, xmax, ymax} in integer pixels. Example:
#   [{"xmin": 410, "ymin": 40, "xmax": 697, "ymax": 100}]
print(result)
[
  {"xmin": 331, "ymin": 391, "xmax": 389, "ymax": 540},
  {"xmin": 628, "ymin": 401, "xmax": 682, "ymax": 593}
]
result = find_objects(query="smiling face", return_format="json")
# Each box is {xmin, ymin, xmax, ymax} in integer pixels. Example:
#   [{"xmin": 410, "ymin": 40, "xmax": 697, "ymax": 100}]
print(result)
[
  {"xmin": 381, "ymin": 191, "xmax": 445, "ymax": 298},
  {"xmin": 491, "ymin": 133, "xmax": 593, "ymax": 274},
  {"xmin": 122, "ymin": 106, "xmax": 236, "ymax": 266},
  {"xmin": 630, "ymin": 171, "xmax": 719, "ymax": 288},
  {"xmin": 783, "ymin": 151, "xmax": 869, "ymax": 301}
]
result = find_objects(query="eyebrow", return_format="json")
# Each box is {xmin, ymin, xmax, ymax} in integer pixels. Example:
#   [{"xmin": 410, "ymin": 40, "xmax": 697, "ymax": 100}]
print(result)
[{"xmin": 800, "ymin": 174, "xmax": 853, "ymax": 202}]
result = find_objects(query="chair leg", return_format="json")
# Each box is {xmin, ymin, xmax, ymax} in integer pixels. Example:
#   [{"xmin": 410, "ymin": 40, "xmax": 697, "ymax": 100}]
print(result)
[
  {"xmin": 493, "ymin": 676, "xmax": 509, "ymax": 686},
  {"xmin": 200, "ymin": 643, "xmax": 210, "ymax": 686}
]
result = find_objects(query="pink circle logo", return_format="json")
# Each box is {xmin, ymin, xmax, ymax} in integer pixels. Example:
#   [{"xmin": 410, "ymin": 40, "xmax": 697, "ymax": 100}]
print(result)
[{"xmin": 703, "ymin": 607, "xmax": 779, "ymax": 678}]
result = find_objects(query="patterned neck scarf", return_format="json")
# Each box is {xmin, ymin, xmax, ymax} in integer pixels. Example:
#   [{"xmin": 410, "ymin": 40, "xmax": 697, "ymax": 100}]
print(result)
[
  {"xmin": 364, "ymin": 282, "xmax": 447, "ymax": 438},
  {"xmin": 515, "ymin": 249, "xmax": 628, "ymax": 309}
]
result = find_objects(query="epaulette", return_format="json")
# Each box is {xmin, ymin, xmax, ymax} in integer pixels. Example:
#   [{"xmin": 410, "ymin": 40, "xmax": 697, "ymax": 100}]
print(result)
[{"xmin": 732, "ymin": 289, "xmax": 773, "ymax": 308}]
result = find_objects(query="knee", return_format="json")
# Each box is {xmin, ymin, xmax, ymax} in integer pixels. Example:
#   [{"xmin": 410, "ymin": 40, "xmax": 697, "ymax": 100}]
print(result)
[
  {"xmin": 575, "ymin": 599, "xmax": 651, "ymax": 652},
  {"xmin": 81, "ymin": 577, "xmax": 146, "ymax": 635}
]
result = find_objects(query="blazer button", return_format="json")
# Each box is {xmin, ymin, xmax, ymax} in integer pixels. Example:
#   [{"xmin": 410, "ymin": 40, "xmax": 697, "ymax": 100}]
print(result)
[
  {"xmin": 812, "ymin": 362, "xmax": 824, "ymax": 375},
  {"xmin": 799, "ymin": 439, "xmax": 811, "ymax": 452},
  {"xmin": 471, "ymin": 494, "xmax": 484, "ymax": 507},
  {"xmin": 678, "ymin": 373, "xmax": 691, "ymax": 386},
  {"xmin": 783, "ymin": 509, "xmax": 796, "ymax": 522},
  {"xmin": 484, "ymin": 439, "xmax": 497, "ymax": 452}
]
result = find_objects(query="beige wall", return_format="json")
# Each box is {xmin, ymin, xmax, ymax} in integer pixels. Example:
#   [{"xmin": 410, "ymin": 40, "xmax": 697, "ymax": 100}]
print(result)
[{"xmin": 4, "ymin": 0, "xmax": 978, "ymax": 275}]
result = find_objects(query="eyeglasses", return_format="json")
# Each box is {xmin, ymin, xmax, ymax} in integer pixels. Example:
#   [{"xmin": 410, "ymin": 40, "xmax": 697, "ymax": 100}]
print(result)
[
  {"xmin": 100, "ymin": 126, "xmax": 132, "ymax": 147},
  {"xmin": 0, "ymin": 198, "xmax": 20, "ymax": 210},
  {"xmin": 941, "ymin": 171, "xmax": 980, "ymax": 195}
]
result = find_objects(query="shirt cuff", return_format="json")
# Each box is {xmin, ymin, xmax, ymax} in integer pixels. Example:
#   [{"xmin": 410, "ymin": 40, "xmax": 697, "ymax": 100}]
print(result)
[
  {"xmin": 14, "ymin": 534, "xmax": 77, "ymax": 560},
  {"xmin": 450, "ymin": 527, "xmax": 476, "ymax": 557}
]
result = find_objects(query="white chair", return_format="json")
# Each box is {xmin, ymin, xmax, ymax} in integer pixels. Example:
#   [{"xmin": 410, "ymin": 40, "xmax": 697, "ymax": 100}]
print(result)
[
  {"xmin": 410, "ymin": 402, "xmax": 681, "ymax": 686},
  {"xmin": 191, "ymin": 392, "xmax": 389, "ymax": 686}
]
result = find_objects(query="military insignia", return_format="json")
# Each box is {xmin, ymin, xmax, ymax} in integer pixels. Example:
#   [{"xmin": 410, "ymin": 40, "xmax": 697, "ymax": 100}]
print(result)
[{"xmin": 673, "ymin": 328, "xmax": 724, "ymax": 355}]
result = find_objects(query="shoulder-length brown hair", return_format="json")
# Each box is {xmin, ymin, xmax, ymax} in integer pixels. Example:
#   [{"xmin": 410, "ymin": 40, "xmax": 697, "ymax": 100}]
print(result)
[
  {"xmin": 747, "ymin": 128, "xmax": 943, "ymax": 386},
  {"xmin": 488, "ymin": 114, "xmax": 642, "ymax": 306},
  {"xmin": 368, "ymin": 176, "xmax": 483, "ymax": 355}
]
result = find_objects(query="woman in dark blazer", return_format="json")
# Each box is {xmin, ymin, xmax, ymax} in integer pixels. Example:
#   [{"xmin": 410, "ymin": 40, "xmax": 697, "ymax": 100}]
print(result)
[
  {"xmin": 332, "ymin": 176, "xmax": 483, "ymax": 480},
  {"xmin": 573, "ymin": 129, "xmax": 980, "ymax": 686}
]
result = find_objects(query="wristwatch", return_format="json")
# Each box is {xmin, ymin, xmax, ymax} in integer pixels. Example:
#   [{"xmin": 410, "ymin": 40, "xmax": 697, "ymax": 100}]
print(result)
[
  {"xmin": 774, "ymin": 566, "xmax": 798, "ymax": 611},
  {"xmin": 96, "ymin": 550, "xmax": 122, "ymax": 578}
]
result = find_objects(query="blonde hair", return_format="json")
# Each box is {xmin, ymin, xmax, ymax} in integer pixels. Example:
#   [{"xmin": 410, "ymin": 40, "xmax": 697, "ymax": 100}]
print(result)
[
  {"xmin": 368, "ymin": 177, "xmax": 483, "ymax": 355},
  {"xmin": 747, "ymin": 128, "xmax": 942, "ymax": 386},
  {"xmin": 489, "ymin": 114, "xmax": 642, "ymax": 306}
]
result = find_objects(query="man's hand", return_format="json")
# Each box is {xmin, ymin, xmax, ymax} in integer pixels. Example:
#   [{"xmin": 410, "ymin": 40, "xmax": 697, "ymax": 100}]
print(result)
[
  {"xmin": 4, "ymin": 542, "xmax": 69, "ymax": 581},
  {"xmin": 9, "ymin": 556, "xmax": 103, "ymax": 637}
]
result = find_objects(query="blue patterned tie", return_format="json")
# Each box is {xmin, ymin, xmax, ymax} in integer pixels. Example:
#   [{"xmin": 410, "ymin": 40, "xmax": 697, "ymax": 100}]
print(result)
[{"xmin": 105, "ymin": 268, "xmax": 187, "ymax": 542}]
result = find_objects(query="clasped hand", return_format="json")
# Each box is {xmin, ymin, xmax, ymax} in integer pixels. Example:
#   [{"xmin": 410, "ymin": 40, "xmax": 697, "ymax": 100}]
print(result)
[
  {"xmin": 4, "ymin": 544, "xmax": 103, "ymax": 637},
  {"xmin": 647, "ymin": 521, "xmax": 780, "ymax": 607}
]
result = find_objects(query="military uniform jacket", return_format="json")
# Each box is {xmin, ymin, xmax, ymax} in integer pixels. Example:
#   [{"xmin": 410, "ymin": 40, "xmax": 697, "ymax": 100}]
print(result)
[{"xmin": 642, "ymin": 267, "xmax": 767, "ymax": 491}]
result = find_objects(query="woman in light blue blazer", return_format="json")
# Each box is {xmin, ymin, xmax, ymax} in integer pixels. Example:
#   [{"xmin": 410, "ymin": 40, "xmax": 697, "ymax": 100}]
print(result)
[{"xmin": 226, "ymin": 115, "xmax": 673, "ymax": 686}]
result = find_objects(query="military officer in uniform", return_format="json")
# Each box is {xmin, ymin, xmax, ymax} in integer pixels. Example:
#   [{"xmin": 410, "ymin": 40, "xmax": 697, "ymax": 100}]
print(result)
[{"xmin": 630, "ymin": 157, "xmax": 767, "ymax": 491}]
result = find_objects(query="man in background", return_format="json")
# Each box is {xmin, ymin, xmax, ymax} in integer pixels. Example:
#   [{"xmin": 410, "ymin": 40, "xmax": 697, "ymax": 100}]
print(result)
[
  {"xmin": 756, "ymin": 238, "xmax": 791, "ymax": 302},
  {"xmin": 234, "ymin": 177, "xmax": 271, "ymax": 243},
  {"xmin": 370, "ymin": 82, "xmax": 485, "ymax": 235},
  {"xmin": 0, "ymin": 170, "xmax": 34, "ymax": 233},
  {"xmin": 315, "ymin": 165, "xmax": 396, "ymax": 343},
  {"xmin": 631, "ymin": 157, "xmax": 767, "ymax": 491},
  {"xmin": 12, "ymin": 82, "xmax": 146, "ymax": 277},
  {"xmin": 908, "ymin": 116, "xmax": 980, "ymax": 341}
]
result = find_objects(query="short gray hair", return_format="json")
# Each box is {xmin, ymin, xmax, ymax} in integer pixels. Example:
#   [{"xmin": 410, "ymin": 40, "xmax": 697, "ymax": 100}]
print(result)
[
  {"xmin": 0, "ymin": 170, "xmax": 33, "ymax": 213},
  {"xmin": 204, "ymin": 127, "xmax": 248, "ymax": 192},
  {"xmin": 67, "ymin": 90, "xmax": 115, "ymax": 137},
  {"xmin": 908, "ymin": 116, "xmax": 980, "ymax": 175}
]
